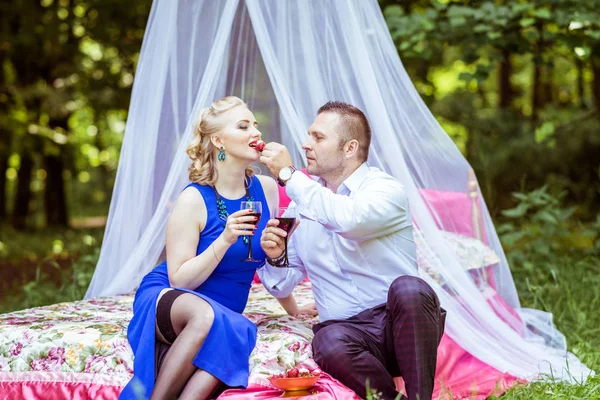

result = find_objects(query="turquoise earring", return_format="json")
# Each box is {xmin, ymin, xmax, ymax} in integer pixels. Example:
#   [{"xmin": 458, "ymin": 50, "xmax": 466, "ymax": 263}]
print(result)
[{"xmin": 218, "ymin": 146, "xmax": 226, "ymax": 161}]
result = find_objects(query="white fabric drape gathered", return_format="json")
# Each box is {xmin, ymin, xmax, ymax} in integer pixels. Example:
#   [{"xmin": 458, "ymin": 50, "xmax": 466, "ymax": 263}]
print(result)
[{"xmin": 85, "ymin": 0, "xmax": 592, "ymax": 384}]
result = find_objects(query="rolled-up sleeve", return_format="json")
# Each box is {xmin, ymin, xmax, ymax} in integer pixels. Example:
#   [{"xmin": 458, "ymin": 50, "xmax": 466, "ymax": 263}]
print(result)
[{"xmin": 286, "ymin": 171, "xmax": 408, "ymax": 242}]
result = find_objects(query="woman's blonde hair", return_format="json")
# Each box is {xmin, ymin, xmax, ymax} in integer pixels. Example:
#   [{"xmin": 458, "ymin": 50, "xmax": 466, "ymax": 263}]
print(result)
[{"xmin": 186, "ymin": 96, "xmax": 254, "ymax": 186}]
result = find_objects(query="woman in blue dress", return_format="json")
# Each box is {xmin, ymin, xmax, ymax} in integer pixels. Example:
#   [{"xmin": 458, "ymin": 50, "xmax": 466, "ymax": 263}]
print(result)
[{"xmin": 119, "ymin": 96, "xmax": 281, "ymax": 399}]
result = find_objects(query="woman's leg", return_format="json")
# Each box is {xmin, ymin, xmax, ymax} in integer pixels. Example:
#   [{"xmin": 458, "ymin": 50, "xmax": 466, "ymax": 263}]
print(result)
[
  {"xmin": 179, "ymin": 369, "xmax": 223, "ymax": 400},
  {"xmin": 151, "ymin": 291, "xmax": 218, "ymax": 400}
]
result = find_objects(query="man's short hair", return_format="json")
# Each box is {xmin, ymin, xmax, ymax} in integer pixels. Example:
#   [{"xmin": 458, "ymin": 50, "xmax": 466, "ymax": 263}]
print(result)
[{"xmin": 317, "ymin": 101, "xmax": 371, "ymax": 162}]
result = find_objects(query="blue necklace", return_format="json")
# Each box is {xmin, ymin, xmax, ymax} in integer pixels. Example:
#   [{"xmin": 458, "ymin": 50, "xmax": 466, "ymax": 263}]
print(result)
[{"xmin": 213, "ymin": 179, "xmax": 254, "ymax": 245}]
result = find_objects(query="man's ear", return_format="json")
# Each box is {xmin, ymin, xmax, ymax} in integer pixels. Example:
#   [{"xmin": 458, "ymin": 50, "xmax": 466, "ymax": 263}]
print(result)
[{"xmin": 344, "ymin": 139, "xmax": 359, "ymax": 158}]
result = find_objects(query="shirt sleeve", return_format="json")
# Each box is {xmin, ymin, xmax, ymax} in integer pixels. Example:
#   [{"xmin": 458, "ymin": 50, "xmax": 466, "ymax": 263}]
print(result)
[
  {"xmin": 286, "ymin": 171, "xmax": 409, "ymax": 241},
  {"xmin": 257, "ymin": 211, "xmax": 307, "ymax": 298}
]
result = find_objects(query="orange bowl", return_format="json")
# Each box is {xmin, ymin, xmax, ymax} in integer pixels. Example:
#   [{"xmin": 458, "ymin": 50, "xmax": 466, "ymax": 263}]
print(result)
[{"xmin": 268, "ymin": 375, "xmax": 320, "ymax": 392}]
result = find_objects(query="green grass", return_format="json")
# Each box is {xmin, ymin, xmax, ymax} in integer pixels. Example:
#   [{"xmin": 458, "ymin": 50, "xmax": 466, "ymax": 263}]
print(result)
[
  {"xmin": 0, "ymin": 224, "xmax": 104, "ymax": 313},
  {"xmin": 494, "ymin": 253, "xmax": 600, "ymax": 399}
]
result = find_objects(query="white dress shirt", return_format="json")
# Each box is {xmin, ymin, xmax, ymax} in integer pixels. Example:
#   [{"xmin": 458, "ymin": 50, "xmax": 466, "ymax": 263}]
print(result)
[{"xmin": 258, "ymin": 163, "xmax": 418, "ymax": 322}]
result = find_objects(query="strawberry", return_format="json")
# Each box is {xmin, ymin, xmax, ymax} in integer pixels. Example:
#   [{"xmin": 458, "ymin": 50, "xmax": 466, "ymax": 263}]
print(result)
[
  {"xmin": 256, "ymin": 142, "xmax": 266, "ymax": 152},
  {"xmin": 286, "ymin": 367, "xmax": 299, "ymax": 378}
]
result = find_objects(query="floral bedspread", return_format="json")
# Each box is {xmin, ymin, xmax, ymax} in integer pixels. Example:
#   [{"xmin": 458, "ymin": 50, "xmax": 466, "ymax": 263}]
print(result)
[
  {"xmin": 0, "ymin": 294, "xmax": 135, "ymax": 386},
  {"xmin": 0, "ymin": 282, "xmax": 318, "ymax": 388}
]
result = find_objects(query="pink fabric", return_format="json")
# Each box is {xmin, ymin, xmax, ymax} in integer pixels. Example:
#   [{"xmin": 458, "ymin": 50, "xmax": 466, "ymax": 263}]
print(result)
[
  {"xmin": 278, "ymin": 184, "xmax": 292, "ymax": 208},
  {"xmin": 486, "ymin": 291, "xmax": 525, "ymax": 337},
  {"xmin": 418, "ymin": 188, "xmax": 527, "ymax": 333},
  {"xmin": 0, "ymin": 371, "xmax": 124, "ymax": 400},
  {"xmin": 431, "ymin": 335, "xmax": 520, "ymax": 399},
  {"xmin": 418, "ymin": 189, "xmax": 488, "ymax": 243},
  {"xmin": 218, "ymin": 371, "xmax": 361, "ymax": 400}
]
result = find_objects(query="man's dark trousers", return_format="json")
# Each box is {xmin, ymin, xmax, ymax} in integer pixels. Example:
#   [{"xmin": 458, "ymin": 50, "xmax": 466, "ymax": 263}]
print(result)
[{"xmin": 312, "ymin": 276, "xmax": 446, "ymax": 400}]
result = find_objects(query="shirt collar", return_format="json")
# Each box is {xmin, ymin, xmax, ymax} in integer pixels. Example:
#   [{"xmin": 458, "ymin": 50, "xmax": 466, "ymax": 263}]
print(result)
[
  {"xmin": 338, "ymin": 162, "xmax": 369, "ymax": 194},
  {"xmin": 313, "ymin": 163, "xmax": 369, "ymax": 194}
]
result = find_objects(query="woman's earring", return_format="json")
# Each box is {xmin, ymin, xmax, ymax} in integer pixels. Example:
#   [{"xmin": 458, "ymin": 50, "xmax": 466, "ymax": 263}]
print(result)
[{"xmin": 218, "ymin": 146, "xmax": 226, "ymax": 162}]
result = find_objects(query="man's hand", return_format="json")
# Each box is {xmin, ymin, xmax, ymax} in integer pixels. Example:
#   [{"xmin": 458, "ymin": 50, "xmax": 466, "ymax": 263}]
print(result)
[
  {"xmin": 260, "ymin": 219, "xmax": 288, "ymax": 259},
  {"xmin": 259, "ymin": 142, "xmax": 294, "ymax": 177}
]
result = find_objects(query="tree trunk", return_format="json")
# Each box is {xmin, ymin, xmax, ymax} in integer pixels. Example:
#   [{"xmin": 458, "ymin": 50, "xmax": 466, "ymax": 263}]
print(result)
[
  {"xmin": 577, "ymin": 58, "xmax": 587, "ymax": 109},
  {"xmin": 0, "ymin": 128, "xmax": 9, "ymax": 220},
  {"xmin": 592, "ymin": 53, "xmax": 600, "ymax": 115},
  {"xmin": 0, "ymin": 149, "xmax": 7, "ymax": 220},
  {"xmin": 498, "ymin": 49, "xmax": 514, "ymax": 109},
  {"xmin": 12, "ymin": 153, "xmax": 33, "ymax": 230},
  {"xmin": 95, "ymin": 118, "xmax": 110, "ymax": 197},
  {"xmin": 44, "ymin": 154, "xmax": 69, "ymax": 227},
  {"xmin": 531, "ymin": 23, "xmax": 545, "ymax": 125},
  {"xmin": 44, "ymin": 108, "xmax": 71, "ymax": 227},
  {"xmin": 416, "ymin": 60, "xmax": 430, "ymax": 84},
  {"xmin": 532, "ymin": 57, "xmax": 543, "ymax": 124},
  {"xmin": 544, "ymin": 60, "xmax": 554, "ymax": 105}
]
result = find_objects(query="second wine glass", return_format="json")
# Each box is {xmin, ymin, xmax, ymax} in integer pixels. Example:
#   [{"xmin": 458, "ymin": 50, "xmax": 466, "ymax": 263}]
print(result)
[{"xmin": 273, "ymin": 207, "xmax": 296, "ymax": 267}]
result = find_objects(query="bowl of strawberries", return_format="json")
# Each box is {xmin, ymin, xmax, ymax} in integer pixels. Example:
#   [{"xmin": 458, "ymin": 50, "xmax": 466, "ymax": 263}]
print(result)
[{"xmin": 268, "ymin": 366, "xmax": 322, "ymax": 394}]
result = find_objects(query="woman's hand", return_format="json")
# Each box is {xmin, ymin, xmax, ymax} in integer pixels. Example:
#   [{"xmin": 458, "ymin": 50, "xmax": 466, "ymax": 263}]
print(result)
[
  {"xmin": 221, "ymin": 209, "xmax": 259, "ymax": 245},
  {"xmin": 295, "ymin": 303, "xmax": 318, "ymax": 317},
  {"xmin": 276, "ymin": 294, "xmax": 318, "ymax": 318}
]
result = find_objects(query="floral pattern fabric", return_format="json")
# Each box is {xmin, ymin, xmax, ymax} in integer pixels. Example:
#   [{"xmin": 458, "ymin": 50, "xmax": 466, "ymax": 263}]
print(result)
[
  {"xmin": 0, "ymin": 283, "xmax": 319, "ymax": 386},
  {"xmin": 0, "ymin": 294, "xmax": 135, "ymax": 385}
]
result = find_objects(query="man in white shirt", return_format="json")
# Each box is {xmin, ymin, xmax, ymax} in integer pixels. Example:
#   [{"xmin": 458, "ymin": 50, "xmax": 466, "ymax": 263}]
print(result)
[{"xmin": 258, "ymin": 101, "xmax": 445, "ymax": 400}]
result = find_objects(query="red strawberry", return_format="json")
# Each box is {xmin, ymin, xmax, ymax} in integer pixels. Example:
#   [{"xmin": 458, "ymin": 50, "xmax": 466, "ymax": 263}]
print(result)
[
  {"xmin": 286, "ymin": 367, "xmax": 299, "ymax": 378},
  {"xmin": 256, "ymin": 142, "xmax": 266, "ymax": 152}
]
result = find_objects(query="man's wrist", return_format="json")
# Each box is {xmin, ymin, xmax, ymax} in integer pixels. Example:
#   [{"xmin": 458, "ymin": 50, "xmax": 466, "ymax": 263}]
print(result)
[
  {"xmin": 277, "ymin": 165, "xmax": 297, "ymax": 187},
  {"xmin": 266, "ymin": 251, "xmax": 287, "ymax": 267}
]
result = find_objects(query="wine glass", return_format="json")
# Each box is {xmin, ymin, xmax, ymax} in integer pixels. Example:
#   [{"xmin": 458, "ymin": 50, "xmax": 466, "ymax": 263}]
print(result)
[
  {"xmin": 240, "ymin": 201, "xmax": 262, "ymax": 262},
  {"xmin": 272, "ymin": 207, "xmax": 297, "ymax": 267}
]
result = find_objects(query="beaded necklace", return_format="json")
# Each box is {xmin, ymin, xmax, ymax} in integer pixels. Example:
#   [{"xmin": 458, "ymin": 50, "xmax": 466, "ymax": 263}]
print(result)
[{"xmin": 213, "ymin": 179, "xmax": 254, "ymax": 245}]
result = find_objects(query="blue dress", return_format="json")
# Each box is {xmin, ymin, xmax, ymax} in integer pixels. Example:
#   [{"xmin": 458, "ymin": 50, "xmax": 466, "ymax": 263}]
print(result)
[{"xmin": 119, "ymin": 176, "xmax": 269, "ymax": 399}]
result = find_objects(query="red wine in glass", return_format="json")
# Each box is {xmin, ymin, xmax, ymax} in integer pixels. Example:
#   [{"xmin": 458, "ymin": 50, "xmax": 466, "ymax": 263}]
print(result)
[
  {"xmin": 273, "ymin": 207, "xmax": 296, "ymax": 267},
  {"xmin": 241, "ymin": 201, "xmax": 262, "ymax": 262},
  {"xmin": 275, "ymin": 217, "xmax": 296, "ymax": 233}
]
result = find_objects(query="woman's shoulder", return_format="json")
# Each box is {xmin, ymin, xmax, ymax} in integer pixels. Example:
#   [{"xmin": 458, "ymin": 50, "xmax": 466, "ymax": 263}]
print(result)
[
  {"xmin": 167, "ymin": 183, "xmax": 208, "ymax": 227},
  {"xmin": 178, "ymin": 183, "xmax": 209, "ymax": 207}
]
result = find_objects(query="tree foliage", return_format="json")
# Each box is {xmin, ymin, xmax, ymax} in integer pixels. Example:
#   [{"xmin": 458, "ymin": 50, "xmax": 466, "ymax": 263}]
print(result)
[
  {"xmin": 382, "ymin": 0, "xmax": 600, "ymax": 215},
  {"xmin": 0, "ymin": 0, "xmax": 151, "ymax": 229}
]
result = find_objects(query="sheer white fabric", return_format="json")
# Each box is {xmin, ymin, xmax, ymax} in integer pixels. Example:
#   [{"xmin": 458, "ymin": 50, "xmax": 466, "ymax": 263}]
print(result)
[{"xmin": 85, "ymin": 0, "xmax": 592, "ymax": 383}]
